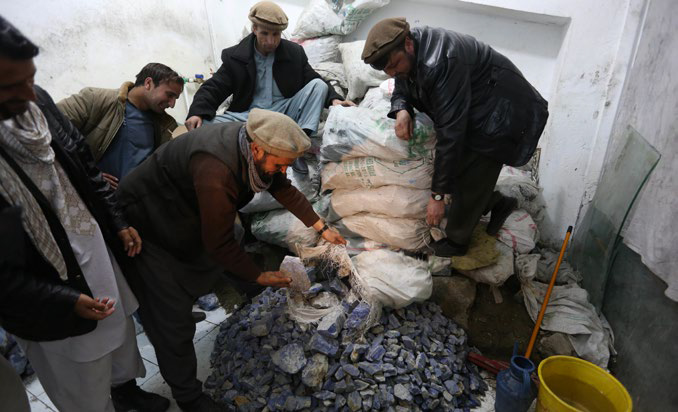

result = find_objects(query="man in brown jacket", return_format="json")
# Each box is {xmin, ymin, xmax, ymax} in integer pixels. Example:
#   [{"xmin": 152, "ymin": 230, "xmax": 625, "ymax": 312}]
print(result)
[
  {"xmin": 117, "ymin": 108, "xmax": 346, "ymax": 411},
  {"xmin": 57, "ymin": 63, "xmax": 183, "ymax": 189}
]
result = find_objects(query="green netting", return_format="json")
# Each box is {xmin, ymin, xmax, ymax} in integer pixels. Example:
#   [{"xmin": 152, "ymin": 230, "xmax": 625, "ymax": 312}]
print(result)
[{"xmin": 571, "ymin": 127, "xmax": 660, "ymax": 309}]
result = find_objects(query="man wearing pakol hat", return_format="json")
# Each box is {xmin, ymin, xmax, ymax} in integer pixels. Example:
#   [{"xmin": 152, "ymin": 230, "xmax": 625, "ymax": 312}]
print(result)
[
  {"xmin": 362, "ymin": 18, "xmax": 549, "ymax": 257},
  {"xmin": 117, "ymin": 108, "xmax": 346, "ymax": 411},
  {"xmin": 185, "ymin": 1, "xmax": 354, "ymax": 174}
]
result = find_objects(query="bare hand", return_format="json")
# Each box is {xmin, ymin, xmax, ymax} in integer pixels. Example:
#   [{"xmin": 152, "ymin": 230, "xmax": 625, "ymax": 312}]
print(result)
[
  {"xmin": 102, "ymin": 173, "xmax": 119, "ymax": 190},
  {"xmin": 331, "ymin": 99, "xmax": 356, "ymax": 107},
  {"xmin": 426, "ymin": 197, "xmax": 446, "ymax": 226},
  {"xmin": 118, "ymin": 226, "xmax": 142, "ymax": 257},
  {"xmin": 256, "ymin": 271, "xmax": 292, "ymax": 288},
  {"xmin": 395, "ymin": 110, "xmax": 414, "ymax": 141},
  {"xmin": 322, "ymin": 228, "xmax": 347, "ymax": 245},
  {"xmin": 185, "ymin": 116, "xmax": 203, "ymax": 131},
  {"xmin": 74, "ymin": 294, "xmax": 116, "ymax": 320}
]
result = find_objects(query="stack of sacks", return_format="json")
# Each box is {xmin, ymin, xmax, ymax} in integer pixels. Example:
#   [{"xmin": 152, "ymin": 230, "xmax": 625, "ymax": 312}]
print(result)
[
  {"xmin": 320, "ymin": 86, "xmax": 437, "ymax": 252},
  {"xmin": 290, "ymin": 0, "xmax": 391, "ymax": 99}
]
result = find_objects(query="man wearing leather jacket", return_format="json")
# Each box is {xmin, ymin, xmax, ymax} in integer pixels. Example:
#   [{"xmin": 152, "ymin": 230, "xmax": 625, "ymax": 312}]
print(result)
[{"xmin": 362, "ymin": 17, "xmax": 549, "ymax": 257}]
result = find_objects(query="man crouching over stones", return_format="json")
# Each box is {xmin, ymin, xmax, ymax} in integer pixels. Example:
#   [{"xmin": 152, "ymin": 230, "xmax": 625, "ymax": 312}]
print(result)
[{"xmin": 117, "ymin": 108, "xmax": 346, "ymax": 411}]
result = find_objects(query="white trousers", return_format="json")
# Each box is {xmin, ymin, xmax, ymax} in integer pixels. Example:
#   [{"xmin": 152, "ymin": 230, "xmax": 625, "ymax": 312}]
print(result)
[{"xmin": 18, "ymin": 315, "xmax": 145, "ymax": 412}]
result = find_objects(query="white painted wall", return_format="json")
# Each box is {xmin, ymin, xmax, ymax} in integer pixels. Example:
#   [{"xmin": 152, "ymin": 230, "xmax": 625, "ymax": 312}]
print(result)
[
  {"xmin": 2, "ymin": 0, "xmax": 218, "ymax": 122},
  {"xmin": 2, "ymin": 0, "xmax": 648, "ymax": 245},
  {"xmin": 609, "ymin": 0, "xmax": 678, "ymax": 300}
]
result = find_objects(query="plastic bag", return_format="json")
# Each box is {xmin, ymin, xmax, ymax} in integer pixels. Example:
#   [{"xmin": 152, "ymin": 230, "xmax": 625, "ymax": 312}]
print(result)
[
  {"xmin": 338, "ymin": 41, "xmax": 390, "ymax": 100},
  {"xmin": 329, "ymin": 185, "xmax": 429, "ymax": 220},
  {"xmin": 496, "ymin": 210, "xmax": 539, "ymax": 254},
  {"xmin": 335, "ymin": 213, "xmax": 431, "ymax": 251},
  {"xmin": 250, "ymin": 196, "xmax": 330, "ymax": 254},
  {"xmin": 352, "ymin": 249, "xmax": 432, "ymax": 308},
  {"xmin": 321, "ymin": 106, "xmax": 435, "ymax": 161},
  {"xmin": 321, "ymin": 156, "xmax": 433, "ymax": 191},
  {"xmin": 359, "ymin": 86, "xmax": 391, "ymax": 115}
]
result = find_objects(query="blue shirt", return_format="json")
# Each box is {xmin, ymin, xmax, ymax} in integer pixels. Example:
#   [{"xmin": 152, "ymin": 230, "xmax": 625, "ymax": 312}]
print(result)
[
  {"xmin": 97, "ymin": 101, "xmax": 154, "ymax": 179},
  {"xmin": 250, "ymin": 47, "xmax": 285, "ymax": 110}
]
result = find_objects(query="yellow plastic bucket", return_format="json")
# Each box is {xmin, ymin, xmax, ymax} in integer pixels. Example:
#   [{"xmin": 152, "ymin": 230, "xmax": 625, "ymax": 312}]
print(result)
[{"xmin": 537, "ymin": 356, "xmax": 632, "ymax": 412}]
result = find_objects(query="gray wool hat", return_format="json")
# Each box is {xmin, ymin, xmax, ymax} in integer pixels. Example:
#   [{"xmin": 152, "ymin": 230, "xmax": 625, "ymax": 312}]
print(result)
[
  {"xmin": 248, "ymin": 1, "xmax": 289, "ymax": 31},
  {"xmin": 246, "ymin": 109, "xmax": 310, "ymax": 158}
]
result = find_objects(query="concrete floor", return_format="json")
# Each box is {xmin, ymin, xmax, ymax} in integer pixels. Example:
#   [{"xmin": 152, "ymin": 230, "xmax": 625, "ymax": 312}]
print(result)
[{"xmin": 24, "ymin": 305, "xmax": 230, "ymax": 412}]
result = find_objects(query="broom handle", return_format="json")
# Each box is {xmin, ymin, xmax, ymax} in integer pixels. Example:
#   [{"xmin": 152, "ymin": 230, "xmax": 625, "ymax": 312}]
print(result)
[{"xmin": 524, "ymin": 226, "xmax": 573, "ymax": 359}]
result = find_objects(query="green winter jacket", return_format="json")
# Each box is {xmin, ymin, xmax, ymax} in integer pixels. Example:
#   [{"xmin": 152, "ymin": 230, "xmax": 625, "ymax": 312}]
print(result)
[{"xmin": 57, "ymin": 82, "xmax": 177, "ymax": 162}]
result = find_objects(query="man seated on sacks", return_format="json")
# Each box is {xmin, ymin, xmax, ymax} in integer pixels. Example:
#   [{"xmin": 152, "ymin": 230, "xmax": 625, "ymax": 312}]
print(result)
[
  {"xmin": 184, "ymin": 1, "xmax": 355, "ymax": 174},
  {"xmin": 116, "ymin": 108, "xmax": 346, "ymax": 411}
]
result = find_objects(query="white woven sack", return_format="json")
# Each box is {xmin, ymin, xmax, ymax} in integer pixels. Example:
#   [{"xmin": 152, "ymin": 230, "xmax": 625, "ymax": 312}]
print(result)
[
  {"xmin": 338, "ymin": 41, "xmax": 390, "ymax": 100},
  {"xmin": 321, "ymin": 156, "xmax": 433, "ymax": 191},
  {"xmin": 330, "ymin": 186, "xmax": 429, "ymax": 220},
  {"xmin": 458, "ymin": 242, "xmax": 515, "ymax": 287},
  {"xmin": 336, "ymin": 213, "xmax": 431, "ymax": 251},
  {"xmin": 292, "ymin": 35, "xmax": 342, "ymax": 66},
  {"xmin": 292, "ymin": 0, "xmax": 390, "ymax": 39},
  {"xmin": 352, "ymin": 249, "xmax": 432, "ymax": 309},
  {"xmin": 497, "ymin": 209, "xmax": 540, "ymax": 254},
  {"xmin": 321, "ymin": 105, "xmax": 435, "ymax": 162}
]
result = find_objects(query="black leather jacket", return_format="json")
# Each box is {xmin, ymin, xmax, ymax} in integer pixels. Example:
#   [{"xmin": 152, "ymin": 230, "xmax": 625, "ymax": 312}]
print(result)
[
  {"xmin": 389, "ymin": 27, "xmax": 549, "ymax": 194},
  {"xmin": 0, "ymin": 86, "xmax": 129, "ymax": 341},
  {"xmin": 187, "ymin": 34, "xmax": 343, "ymax": 120}
]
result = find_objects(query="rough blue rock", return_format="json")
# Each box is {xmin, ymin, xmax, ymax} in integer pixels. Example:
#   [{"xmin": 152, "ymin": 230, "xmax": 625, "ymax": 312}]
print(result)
[
  {"xmin": 335, "ymin": 394, "xmax": 347, "ymax": 408},
  {"xmin": 342, "ymin": 363, "xmax": 360, "ymax": 377},
  {"xmin": 301, "ymin": 353, "xmax": 328, "ymax": 388},
  {"xmin": 271, "ymin": 343, "xmax": 307, "ymax": 374},
  {"xmin": 196, "ymin": 293, "xmax": 220, "ymax": 311},
  {"xmin": 317, "ymin": 309, "xmax": 345, "ymax": 339},
  {"xmin": 345, "ymin": 302, "xmax": 371, "ymax": 329},
  {"xmin": 401, "ymin": 335, "xmax": 416, "ymax": 351},
  {"xmin": 358, "ymin": 361, "xmax": 383, "ymax": 375},
  {"xmin": 366, "ymin": 345, "xmax": 386, "ymax": 362},
  {"xmin": 313, "ymin": 390, "xmax": 336, "ymax": 400},
  {"xmin": 347, "ymin": 391, "xmax": 362, "ymax": 411},
  {"xmin": 308, "ymin": 333, "xmax": 339, "ymax": 357},
  {"xmin": 393, "ymin": 383, "xmax": 412, "ymax": 402}
]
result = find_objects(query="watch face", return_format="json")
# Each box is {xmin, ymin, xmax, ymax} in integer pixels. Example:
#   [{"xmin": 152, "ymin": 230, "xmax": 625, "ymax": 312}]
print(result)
[{"xmin": 433, "ymin": 194, "xmax": 443, "ymax": 201}]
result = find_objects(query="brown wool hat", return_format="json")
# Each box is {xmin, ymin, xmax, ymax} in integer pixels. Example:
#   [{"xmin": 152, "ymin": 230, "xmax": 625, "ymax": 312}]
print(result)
[
  {"xmin": 246, "ymin": 109, "xmax": 310, "ymax": 159},
  {"xmin": 248, "ymin": 1, "xmax": 289, "ymax": 31},
  {"xmin": 361, "ymin": 17, "xmax": 410, "ymax": 65}
]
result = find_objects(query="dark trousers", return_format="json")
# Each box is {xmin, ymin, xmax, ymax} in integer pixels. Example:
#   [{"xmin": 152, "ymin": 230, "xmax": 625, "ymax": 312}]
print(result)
[
  {"xmin": 131, "ymin": 241, "xmax": 221, "ymax": 403},
  {"xmin": 445, "ymin": 150, "xmax": 504, "ymax": 246}
]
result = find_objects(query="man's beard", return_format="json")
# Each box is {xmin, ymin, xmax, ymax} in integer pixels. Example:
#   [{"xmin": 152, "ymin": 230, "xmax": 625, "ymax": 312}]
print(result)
[{"xmin": 254, "ymin": 157, "xmax": 274, "ymax": 182}]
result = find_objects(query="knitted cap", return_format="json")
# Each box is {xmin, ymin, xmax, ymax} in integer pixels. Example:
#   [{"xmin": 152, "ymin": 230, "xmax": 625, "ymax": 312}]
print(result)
[
  {"xmin": 248, "ymin": 1, "xmax": 288, "ymax": 31},
  {"xmin": 246, "ymin": 109, "xmax": 310, "ymax": 158},
  {"xmin": 361, "ymin": 17, "xmax": 410, "ymax": 65}
]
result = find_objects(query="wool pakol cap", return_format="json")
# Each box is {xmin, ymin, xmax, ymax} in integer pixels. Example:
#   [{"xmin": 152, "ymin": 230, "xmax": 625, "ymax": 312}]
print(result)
[
  {"xmin": 246, "ymin": 109, "xmax": 310, "ymax": 158},
  {"xmin": 248, "ymin": 1, "xmax": 289, "ymax": 31},
  {"xmin": 361, "ymin": 17, "xmax": 410, "ymax": 64}
]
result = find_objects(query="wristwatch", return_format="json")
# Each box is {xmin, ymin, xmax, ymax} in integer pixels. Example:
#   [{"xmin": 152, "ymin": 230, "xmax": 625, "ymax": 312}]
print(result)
[{"xmin": 431, "ymin": 193, "xmax": 443, "ymax": 201}]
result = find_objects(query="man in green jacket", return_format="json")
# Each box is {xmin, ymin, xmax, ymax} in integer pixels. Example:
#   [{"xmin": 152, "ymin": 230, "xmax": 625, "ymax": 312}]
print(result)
[{"xmin": 57, "ymin": 63, "xmax": 183, "ymax": 189}]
